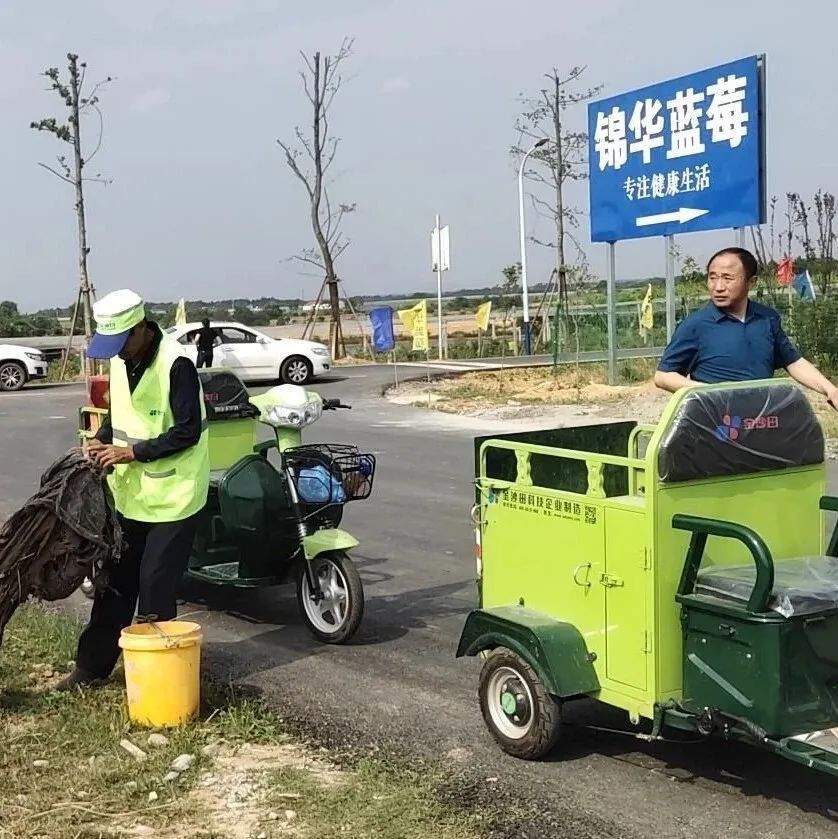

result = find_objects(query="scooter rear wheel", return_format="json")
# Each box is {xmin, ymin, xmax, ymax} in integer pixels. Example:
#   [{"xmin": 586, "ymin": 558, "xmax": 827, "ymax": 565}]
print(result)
[{"xmin": 296, "ymin": 551, "xmax": 364, "ymax": 644}]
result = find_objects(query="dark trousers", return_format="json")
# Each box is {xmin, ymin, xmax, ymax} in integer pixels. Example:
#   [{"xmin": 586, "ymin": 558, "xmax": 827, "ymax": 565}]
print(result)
[
  {"xmin": 76, "ymin": 513, "xmax": 199, "ymax": 678},
  {"xmin": 196, "ymin": 350, "xmax": 213, "ymax": 368}
]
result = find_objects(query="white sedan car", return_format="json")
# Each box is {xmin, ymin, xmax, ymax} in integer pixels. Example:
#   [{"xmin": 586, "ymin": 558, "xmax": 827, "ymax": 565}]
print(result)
[{"xmin": 166, "ymin": 322, "xmax": 332, "ymax": 385}]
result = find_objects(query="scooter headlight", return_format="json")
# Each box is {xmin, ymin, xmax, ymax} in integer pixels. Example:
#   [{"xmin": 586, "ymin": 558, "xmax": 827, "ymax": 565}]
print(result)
[{"xmin": 264, "ymin": 400, "xmax": 322, "ymax": 429}]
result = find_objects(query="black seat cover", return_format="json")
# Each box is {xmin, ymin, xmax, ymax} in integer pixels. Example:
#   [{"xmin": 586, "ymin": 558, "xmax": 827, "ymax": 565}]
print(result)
[
  {"xmin": 658, "ymin": 383, "xmax": 824, "ymax": 483},
  {"xmin": 198, "ymin": 369, "xmax": 261, "ymax": 421}
]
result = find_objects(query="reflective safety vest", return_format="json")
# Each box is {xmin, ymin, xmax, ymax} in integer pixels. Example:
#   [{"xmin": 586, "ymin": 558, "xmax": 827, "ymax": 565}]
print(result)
[{"xmin": 108, "ymin": 335, "xmax": 209, "ymax": 522}]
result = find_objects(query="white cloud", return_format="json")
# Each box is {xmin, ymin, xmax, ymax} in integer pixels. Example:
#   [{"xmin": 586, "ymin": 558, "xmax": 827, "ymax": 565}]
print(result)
[{"xmin": 131, "ymin": 89, "xmax": 170, "ymax": 112}]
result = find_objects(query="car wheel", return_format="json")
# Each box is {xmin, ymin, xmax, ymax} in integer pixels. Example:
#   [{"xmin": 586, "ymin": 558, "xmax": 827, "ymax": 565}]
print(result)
[
  {"xmin": 280, "ymin": 355, "xmax": 312, "ymax": 385},
  {"xmin": 0, "ymin": 362, "xmax": 26, "ymax": 392}
]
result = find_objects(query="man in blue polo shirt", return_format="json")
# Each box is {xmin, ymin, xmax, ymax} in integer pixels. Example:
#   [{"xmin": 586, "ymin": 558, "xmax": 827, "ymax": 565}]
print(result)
[{"xmin": 655, "ymin": 247, "xmax": 838, "ymax": 406}]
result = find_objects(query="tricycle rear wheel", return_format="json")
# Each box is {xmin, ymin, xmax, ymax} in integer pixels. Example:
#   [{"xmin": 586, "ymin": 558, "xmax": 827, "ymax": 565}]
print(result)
[
  {"xmin": 296, "ymin": 551, "xmax": 363, "ymax": 644},
  {"xmin": 478, "ymin": 648, "xmax": 562, "ymax": 760}
]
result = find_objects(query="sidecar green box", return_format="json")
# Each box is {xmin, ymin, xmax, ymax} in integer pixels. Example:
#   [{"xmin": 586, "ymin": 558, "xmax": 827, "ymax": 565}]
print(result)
[{"xmin": 678, "ymin": 556, "xmax": 838, "ymax": 737}]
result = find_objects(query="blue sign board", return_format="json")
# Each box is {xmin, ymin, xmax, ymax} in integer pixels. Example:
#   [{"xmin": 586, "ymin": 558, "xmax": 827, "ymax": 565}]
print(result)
[{"xmin": 588, "ymin": 55, "xmax": 764, "ymax": 243}]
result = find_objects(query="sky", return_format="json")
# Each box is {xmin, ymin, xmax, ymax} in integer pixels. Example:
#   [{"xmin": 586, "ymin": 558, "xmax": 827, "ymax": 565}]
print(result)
[{"xmin": 0, "ymin": 0, "xmax": 834, "ymax": 311}]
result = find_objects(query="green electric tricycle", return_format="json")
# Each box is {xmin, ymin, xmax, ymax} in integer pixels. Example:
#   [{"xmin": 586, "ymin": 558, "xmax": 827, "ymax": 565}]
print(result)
[{"xmin": 457, "ymin": 378, "xmax": 838, "ymax": 777}]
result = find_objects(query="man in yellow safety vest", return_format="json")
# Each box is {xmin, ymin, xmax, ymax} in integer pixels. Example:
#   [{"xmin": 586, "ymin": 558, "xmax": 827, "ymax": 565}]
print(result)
[{"xmin": 58, "ymin": 289, "xmax": 210, "ymax": 690}]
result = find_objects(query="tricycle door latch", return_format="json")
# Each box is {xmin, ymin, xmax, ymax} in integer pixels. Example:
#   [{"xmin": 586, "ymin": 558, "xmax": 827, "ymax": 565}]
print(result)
[{"xmin": 599, "ymin": 573, "xmax": 624, "ymax": 588}]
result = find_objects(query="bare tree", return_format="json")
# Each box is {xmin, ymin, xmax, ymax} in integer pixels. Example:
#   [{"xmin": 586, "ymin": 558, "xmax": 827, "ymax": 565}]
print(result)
[
  {"xmin": 792, "ymin": 190, "xmax": 837, "ymax": 296},
  {"xmin": 31, "ymin": 53, "xmax": 112, "ymax": 361},
  {"xmin": 814, "ymin": 191, "xmax": 836, "ymax": 266},
  {"xmin": 278, "ymin": 38, "xmax": 356, "ymax": 359},
  {"xmin": 781, "ymin": 192, "xmax": 799, "ymax": 261},
  {"xmin": 511, "ymin": 66, "xmax": 602, "ymax": 315},
  {"xmin": 750, "ymin": 195, "xmax": 778, "ymax": 271}
]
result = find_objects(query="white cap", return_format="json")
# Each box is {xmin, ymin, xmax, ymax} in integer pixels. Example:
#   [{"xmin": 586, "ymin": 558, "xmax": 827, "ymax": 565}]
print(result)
[{"xmin": 88, "ymin": 289, "xmax": 147, "ymax": 359}]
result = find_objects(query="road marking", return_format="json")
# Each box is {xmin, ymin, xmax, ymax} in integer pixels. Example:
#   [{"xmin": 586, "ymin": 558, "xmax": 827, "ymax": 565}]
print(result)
[{"xmin": 47, "ymin": 416, "xmax": 67, "ymax": 420}]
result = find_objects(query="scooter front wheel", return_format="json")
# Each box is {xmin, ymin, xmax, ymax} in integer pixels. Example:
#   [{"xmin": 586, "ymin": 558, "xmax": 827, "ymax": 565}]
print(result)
[{"xmin": 296, "ymin": 551, "xmax": 364, "ymax": 644}]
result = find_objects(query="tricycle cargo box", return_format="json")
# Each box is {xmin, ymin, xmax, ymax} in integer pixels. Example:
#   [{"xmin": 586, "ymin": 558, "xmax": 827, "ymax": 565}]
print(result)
[{"xmin": 475, "ymin": 422, "xmax": 637, "ymax": 499}]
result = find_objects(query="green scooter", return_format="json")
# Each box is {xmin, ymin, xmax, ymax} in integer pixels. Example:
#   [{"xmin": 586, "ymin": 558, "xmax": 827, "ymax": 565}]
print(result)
[{"xmin": 183, "ymin": 372, "xmax": 375, "ymax": 644}]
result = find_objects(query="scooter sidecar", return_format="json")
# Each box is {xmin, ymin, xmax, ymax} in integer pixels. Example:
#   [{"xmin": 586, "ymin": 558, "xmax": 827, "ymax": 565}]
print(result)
[{"xmin": 458, "ymin": 378, "xmax": 838, "ymax": 778}]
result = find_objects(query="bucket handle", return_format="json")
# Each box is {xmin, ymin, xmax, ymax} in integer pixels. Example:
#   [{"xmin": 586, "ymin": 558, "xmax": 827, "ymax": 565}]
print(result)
[{"xmin": 136, "ymin": 614, "xmax": 178, "ymax": 649}]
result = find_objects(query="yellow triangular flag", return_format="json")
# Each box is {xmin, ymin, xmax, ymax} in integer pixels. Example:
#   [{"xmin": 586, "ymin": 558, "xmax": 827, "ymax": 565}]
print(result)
[
  {"xmin": 639, "ymin": 284, "xmax": 653, "ymax": 332},
  {"xmin": 175, "ymin": 298, "xmax": 187, "ymax": 326},
  {"xmin": 475, "ymin": 301, "xmax": 492, "ymax": 332}
]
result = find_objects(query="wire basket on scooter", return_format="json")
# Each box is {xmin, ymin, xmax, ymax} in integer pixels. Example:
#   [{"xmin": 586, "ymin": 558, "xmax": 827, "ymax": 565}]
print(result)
[{"xmin": 284, "ymin": 444, "xmax": 376, "ymax": 511}]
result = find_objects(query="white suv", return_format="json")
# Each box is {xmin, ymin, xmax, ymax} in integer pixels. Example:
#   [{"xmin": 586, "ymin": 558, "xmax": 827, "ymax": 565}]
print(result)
[{"xmin": 0, "ymin": 344, "xmax": 48, "ymax": 391}]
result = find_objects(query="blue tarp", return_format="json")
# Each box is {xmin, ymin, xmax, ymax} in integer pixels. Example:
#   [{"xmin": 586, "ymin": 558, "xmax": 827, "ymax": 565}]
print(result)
[{"xmin": 792, "ymin": 270, "xmax": 816, "ymax": 301}]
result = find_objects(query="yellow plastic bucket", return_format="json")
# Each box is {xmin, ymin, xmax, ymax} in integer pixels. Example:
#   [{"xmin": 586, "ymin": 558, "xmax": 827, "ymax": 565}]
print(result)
[{"xmin": 118, "ymin": 620, "xmax": 203, "ymax": 728}]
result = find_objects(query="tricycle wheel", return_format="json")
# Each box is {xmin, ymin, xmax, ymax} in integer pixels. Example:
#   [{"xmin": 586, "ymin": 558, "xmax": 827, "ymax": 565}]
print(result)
[
  {"xmin": 296, "ymin": 551, "xmax": 363, "ymax": 644},
  {"xmin": 478, "ymin": 647, "xmax": 561, "ymax": 760}
]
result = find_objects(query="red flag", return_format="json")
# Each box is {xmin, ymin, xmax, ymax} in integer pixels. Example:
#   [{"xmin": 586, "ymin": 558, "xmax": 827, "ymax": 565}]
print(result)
[{"xmin": 777, "ymin": 256, "xmax": 794, "ymax": 287}]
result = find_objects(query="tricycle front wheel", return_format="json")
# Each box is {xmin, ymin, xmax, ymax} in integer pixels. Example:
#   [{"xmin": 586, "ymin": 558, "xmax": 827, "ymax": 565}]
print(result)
[
  {"xmin": 479, "ymin": 648, "xmax": 562, "ymax": 760},
  {"xmin": 296, "ymin": 551, "xmax": 364, "ymax": 644}
]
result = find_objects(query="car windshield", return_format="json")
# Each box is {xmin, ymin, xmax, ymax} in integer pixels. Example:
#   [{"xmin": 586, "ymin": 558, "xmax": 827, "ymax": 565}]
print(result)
[{"xmin": 164, "ymin": 327, "xmax": 177, "ymax": 334}]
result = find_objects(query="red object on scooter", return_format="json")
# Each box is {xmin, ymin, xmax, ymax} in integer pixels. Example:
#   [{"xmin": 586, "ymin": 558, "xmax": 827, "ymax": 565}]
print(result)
[{"xmin": 88, "ymin": 375, "xmax": 109, "ymax": 409}]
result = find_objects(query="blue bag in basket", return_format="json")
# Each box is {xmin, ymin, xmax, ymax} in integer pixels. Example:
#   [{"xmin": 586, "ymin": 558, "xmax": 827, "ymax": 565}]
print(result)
[{"xmin": 297, "ymin": 465, "xmax": 347, "ymax": 503}]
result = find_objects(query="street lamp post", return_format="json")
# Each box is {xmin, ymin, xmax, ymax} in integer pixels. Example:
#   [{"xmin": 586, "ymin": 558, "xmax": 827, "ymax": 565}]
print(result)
[{"xmin": 517, "ymin": 137, "xmax": 548, "ymax": 356}]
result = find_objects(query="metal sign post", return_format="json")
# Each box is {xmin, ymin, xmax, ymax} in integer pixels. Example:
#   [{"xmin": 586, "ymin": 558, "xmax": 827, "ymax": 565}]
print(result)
[
  {"xmin": 431, "ymin": 215, "xmax": 450, "ymax": 361},
  {"xmin": 606, "ymin": 243, "xmax": 617, "ymax": 385},
  {"xmin": 587, "ymin": 54, "xmax": 766, "ymax": 367},
  {"xmin": 665, "ymin": 235, "xmax": 676, "ymax": 340}
]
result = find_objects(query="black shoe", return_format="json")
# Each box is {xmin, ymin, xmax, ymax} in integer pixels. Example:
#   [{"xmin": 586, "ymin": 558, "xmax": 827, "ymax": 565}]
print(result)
[{"xmin": 53, "ymin": 668, "xmax": 105, "ymax": 692}]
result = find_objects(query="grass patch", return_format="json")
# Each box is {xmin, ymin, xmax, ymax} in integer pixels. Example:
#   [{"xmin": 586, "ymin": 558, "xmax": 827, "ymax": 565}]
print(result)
[
  {"xmin": 264, "ymin": 760, "xmax": 479, "ymax": 839},
  {"xmin": 426, "ymin": 362, "xmax": 662, "ymax": 409},
  {"xmin": 1, "ymin": 604, "xmax": 484, "ymax": 839},
  {"xmin": 1, "ymin": 605, "xmax": 215, "ymax": 838}
]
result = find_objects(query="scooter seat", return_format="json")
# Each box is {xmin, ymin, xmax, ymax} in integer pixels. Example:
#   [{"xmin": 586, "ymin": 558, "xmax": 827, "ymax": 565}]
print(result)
[{"xmin": 694, "ymin": 556, "xmax": 838, "ymax": 618}]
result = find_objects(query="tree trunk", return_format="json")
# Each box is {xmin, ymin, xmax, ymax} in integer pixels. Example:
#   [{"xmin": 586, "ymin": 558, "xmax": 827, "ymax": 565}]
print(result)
[
  {"xmin": 552, "ymin": 74, "xmax": 568, "ymax": 314},
  {"xmin": 68, "ymin": 56, "xmax": 94, "ymax": 345},
  {"xmin": 308, "ymin": 52, "xmax": 345, "ymax": 359}
]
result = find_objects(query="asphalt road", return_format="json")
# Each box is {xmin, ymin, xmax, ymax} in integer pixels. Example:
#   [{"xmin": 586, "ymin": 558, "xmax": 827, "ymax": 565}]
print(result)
[{"xmin": 2, "ymin": 369, "xmax": 838, "ymax": 838}]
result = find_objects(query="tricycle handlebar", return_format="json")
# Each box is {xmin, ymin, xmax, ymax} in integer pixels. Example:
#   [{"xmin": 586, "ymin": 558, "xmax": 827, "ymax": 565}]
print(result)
[{"xmin": 672, "ymin": 514, "xmax": 775, "ymax": 614}]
